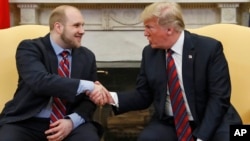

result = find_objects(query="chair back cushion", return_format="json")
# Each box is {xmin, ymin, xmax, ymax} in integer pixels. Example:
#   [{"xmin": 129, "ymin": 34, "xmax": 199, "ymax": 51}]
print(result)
[{"xmin": 0, "ymin": 25, "xmax": 49, "ymax": 111}]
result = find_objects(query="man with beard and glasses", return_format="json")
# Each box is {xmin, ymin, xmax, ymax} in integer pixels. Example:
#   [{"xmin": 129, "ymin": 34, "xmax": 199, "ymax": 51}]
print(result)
[{"xmin": 0, "ymin": 5, "xmax": 107, "ymax": 141}]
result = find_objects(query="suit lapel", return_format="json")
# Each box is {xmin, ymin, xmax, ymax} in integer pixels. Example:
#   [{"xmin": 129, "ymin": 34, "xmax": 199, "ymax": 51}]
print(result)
[
  {"xmin": 70, "ymin": 49, "xmax": 84, "ymax": 78},
  {"xmin": 41, "ymin": 34, "xmax": 58, "ymax": 74},
  {"xmin": 182, "ymin": 31, "xmax": 197, "ymax": 119},
  {"xmin": 155, "ymin": 49, "xmax": 169, "ymax": 118},
  {"xmin": 48, "ymin": 49, "xmax": 58, "ymax": 74}
]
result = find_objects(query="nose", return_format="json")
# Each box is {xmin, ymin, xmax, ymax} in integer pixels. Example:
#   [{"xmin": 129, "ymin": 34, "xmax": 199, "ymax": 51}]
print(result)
[
  {"xmin": 144, "ymin": 29, "xmax": 149, "ymax": 37},
  {"xmin": 79, "ymin": 26, "xmax": 85, "ymax": 35}
]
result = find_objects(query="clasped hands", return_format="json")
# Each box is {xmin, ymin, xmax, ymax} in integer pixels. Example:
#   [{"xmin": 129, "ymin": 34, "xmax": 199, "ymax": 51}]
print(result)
[{"xmin": 87, "ymin": 81, "xmax": 114, "ymax": 106}]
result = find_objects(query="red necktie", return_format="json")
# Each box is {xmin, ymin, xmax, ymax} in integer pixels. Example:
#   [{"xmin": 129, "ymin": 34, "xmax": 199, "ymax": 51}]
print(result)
[
  {"xmin": 50, "ymin": 51, "xmax": 69, "ymax": 122},
  {"xmin": 166, "ymin": 49, "xmax": 194, "ymax": 141}
]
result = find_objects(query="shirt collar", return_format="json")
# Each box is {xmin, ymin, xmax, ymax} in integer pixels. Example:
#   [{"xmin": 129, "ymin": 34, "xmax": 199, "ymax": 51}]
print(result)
[
  {"xmin": 50, "ymin": 35, "xmax": 72, "ymax": 56},
  {"xmin": 168, "ymin": 31, "xmax": 184, "ymax": 55}
]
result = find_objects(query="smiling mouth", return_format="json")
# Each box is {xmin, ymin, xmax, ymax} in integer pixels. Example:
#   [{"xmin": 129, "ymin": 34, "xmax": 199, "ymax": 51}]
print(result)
[{"xmin": 75, "ymin": 36, "xmax": 82, "ymax": 41}]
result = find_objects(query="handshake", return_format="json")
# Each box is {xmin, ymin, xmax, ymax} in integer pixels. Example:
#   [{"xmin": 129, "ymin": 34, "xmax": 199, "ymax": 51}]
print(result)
[{"xmin": 86, "ymin": 81, "xmax": 115, "ymax": 106}]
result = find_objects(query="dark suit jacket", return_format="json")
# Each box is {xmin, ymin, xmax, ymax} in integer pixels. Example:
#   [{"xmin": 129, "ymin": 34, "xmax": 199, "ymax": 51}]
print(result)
[
  {"xmin": 0, "ymin": 34, "xmax": 98, "ymax": 128},
  {"xmin": 114, "ymin": 30, "xmax": 242, "ymax": 140}
]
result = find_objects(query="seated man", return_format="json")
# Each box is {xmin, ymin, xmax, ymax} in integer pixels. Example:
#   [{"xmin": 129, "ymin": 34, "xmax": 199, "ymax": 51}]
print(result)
[
  {"xmin": 89, "ymin": 2, "xmax": 242, "ymax": 141},
  {"xmin": 0, "ymin": 5, "xmax": 105, "ymax": 141}
]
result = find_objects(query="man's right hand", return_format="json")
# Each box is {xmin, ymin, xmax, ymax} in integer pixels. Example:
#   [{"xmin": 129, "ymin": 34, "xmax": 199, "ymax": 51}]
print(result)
[{"xmin": 86, "ymin": 81, "xmax": 114, "ymax": 106}]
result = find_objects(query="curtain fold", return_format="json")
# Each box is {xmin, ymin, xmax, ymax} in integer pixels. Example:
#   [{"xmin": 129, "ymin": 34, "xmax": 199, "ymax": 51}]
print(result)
[{"xmin": 0, "ymin": 0, "xmax": 10, "ymax": 29}]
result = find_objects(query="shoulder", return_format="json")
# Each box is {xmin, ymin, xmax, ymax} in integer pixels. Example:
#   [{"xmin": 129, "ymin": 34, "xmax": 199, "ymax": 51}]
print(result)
[
  {"xmin": 184, "ymin": 30, "xmax": 223, "ymax": 53},
  {"xmin": 184, "ymin": 30, "xmax": 225, "ymax": 62},
  {"xmin": 73, "ymin": 46, "xmax": 96, "ymax": 59},
  {"xmin": 77, "ymin": 46, "xmax": 94, "ymax": 54},
  {"xmin": 185, "ymin": 30, "xmax": 221, "ymax": 46},
  {"xmin": 18, "ymin": 33, "xmax": 50, "ymax": 49},
  {"xmin": 142, "ymin": 44, "xmax": 165, "ymax": 56}
]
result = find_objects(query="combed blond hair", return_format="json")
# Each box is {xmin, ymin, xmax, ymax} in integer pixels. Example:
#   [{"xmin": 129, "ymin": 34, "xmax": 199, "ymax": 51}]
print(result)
[{"xmin": 141, "ymin": 2, "xmax": 185, "ymax": 32}]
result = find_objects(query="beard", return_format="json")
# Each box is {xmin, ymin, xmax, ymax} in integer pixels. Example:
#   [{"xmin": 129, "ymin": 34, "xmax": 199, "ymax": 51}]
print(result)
[{"xmin": 61, "ymin": 30, "xmax": 81, "ymax": 49}]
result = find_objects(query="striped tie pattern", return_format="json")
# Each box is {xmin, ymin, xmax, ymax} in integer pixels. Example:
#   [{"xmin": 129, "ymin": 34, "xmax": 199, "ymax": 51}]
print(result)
[
  {"xmin": 166, "ymin": 49, "xmax": 194, "ymax": 141},
  {"xmin": 50, "ymin": 51, "xmax": 69, "ymax": 122}
]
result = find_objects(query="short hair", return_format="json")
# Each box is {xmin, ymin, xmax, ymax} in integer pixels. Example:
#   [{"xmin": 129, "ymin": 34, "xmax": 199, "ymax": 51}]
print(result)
[
  {"xmin": 141, "ymin": 2, "xmax": 185, "ymax": 32},
  {"xmin": 48, "ymin": 5, "xmax": 74, "ymax": 30}
]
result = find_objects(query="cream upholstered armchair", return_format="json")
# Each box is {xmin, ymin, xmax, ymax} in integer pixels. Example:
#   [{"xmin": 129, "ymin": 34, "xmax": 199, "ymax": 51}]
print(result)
[
  {"xmin": 0, "ymin": 25, "xmax": 49, "ymax": 111},
  {"xmin": 0, "ymin": 24, "xmax": 250, "ymax": 124}
]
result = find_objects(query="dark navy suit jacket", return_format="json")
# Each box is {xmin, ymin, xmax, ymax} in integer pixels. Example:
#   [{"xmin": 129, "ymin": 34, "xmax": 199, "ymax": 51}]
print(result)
[
  {"xmin": 114, "ymin": 30, "xmax": 242, "ymax": 140},
  {"xmin": 0, "ymin": 34, "xmax": 99, "ymax": 130}
]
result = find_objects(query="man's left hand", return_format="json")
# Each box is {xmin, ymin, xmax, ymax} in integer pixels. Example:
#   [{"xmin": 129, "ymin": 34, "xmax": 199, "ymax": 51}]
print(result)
[{"xmin": 45, "ymin": 119, "xmax": 73, "ymax": 141}]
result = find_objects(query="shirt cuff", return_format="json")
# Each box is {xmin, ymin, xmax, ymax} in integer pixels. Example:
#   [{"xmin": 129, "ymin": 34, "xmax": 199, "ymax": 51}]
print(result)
[
  {"xmin": 110, "ymin": 92, "xmax": 119, "ymax": 107},
  {"xmin": 67, "ymin": 113, "xmax": 85, "ymax": 129},
  {"xmin": 77, "ymin": 80, "xmax": 94, "ymax": 95}
]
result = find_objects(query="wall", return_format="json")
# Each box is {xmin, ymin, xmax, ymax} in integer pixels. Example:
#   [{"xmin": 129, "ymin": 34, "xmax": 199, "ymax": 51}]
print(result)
[{"xmin": 9, "ymin": 0, "xmax": 250, "ymax": 67}]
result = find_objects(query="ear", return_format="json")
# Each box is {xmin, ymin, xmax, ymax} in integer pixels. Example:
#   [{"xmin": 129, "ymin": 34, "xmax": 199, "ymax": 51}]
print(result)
[
  {"xmin": 166, "ymin": 27, "xmax": 173, "ymax": 35},
  {"xmin": 54, "ymin": 22, "xmax": 63, "ymax": 34}
]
